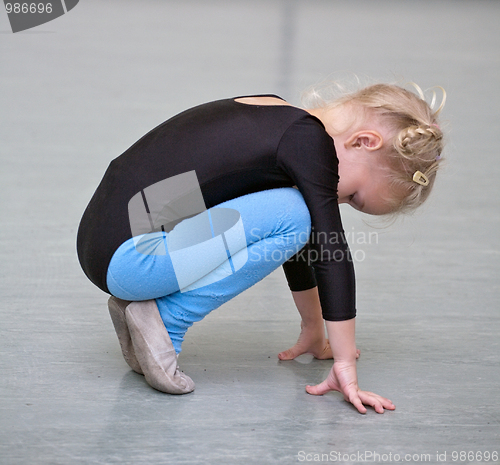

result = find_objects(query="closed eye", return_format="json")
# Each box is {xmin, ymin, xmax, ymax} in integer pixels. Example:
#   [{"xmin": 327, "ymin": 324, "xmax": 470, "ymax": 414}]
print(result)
[{"xmin": 349, "ymin": 193, "xmax": 365, "ymax": 212}]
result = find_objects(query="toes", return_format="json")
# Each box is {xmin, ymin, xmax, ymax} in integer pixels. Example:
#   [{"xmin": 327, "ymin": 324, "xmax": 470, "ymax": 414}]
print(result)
[
  {"xmin": 278, "ymin": 349, "xmax": 296, "ymax": 360},
  {"xmin": 278, "ymin": 345, "xmax": 305, "ymax": 360}
]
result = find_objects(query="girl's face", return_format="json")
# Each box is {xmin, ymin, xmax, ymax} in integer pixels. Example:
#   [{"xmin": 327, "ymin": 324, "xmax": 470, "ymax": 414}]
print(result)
[
  {"xmin": 333, "ymin": 129, "xmax": 398, "ymax": 216},
  {"xmin": 336, "ymin": 152, "xmax": 395, "ymax": 215},
  {"xmin": 306, "ymin": 103, "xmax": 401, "ymax": 215}
]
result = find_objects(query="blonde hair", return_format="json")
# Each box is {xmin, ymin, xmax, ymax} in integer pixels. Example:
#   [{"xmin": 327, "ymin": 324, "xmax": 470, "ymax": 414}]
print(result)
[{"xmin": 302, "ymin": 81, "xmax": 446, "ymax": 214}]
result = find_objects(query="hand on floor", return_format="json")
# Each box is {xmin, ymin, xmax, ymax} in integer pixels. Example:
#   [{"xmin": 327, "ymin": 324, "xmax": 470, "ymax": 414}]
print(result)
[{"xmin": 306, "ymin": 361, "xmax": 395, "ymax": 414}]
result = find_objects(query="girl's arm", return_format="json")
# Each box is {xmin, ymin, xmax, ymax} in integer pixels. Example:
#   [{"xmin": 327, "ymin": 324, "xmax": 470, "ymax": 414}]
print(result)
[{"xmin": 306, "ymin": 319, "xmax": 396, "ymax": 414}]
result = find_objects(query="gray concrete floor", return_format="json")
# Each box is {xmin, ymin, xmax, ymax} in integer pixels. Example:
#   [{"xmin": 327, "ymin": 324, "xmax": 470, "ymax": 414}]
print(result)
[{"xmin": 1, "ymin": 1, "xmax": 499, "ymax": 464}]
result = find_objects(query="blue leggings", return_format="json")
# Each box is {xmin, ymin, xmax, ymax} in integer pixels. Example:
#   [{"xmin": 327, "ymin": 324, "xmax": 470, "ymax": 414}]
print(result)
[{"xmin": 106, "ymin": 188, "xmax": 311, "ymax": 353}]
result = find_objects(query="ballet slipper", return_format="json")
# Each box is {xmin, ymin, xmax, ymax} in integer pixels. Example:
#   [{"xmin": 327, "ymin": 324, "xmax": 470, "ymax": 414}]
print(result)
[
  {"xmin": 125, "ymin": 300, "xmax": 195, "ymax": 395},
  {"xmin": 108, "ymin": 296, "xmax": 143, "ymax": 375}
]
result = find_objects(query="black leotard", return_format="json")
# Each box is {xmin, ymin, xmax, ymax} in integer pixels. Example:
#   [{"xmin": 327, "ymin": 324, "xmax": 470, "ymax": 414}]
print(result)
[{"xmin": 76, "ymin": 96, "xmax": 356, "ymax": 321}]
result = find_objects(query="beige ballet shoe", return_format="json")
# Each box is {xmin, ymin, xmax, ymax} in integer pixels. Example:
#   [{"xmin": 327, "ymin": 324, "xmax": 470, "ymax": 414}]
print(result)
[
  {"xmin": 108, "ymin": 296, "xmax": 143, "ymax": 375},
  {"xmin": 125, "ymin": 300, "xmax": 195, "ymax": 395}
]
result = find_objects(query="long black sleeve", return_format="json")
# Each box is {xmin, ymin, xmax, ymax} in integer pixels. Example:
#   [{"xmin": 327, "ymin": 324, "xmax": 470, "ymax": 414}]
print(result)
[{"xmin": 277, "ymin": 116, "xmax": 356, "ymax": 321}]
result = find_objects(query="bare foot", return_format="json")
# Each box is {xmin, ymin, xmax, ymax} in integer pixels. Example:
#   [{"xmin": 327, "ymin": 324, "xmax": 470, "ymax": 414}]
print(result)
[{"xmin": 278, "ymin": 324, "xmax": 361, "ymax": 360}]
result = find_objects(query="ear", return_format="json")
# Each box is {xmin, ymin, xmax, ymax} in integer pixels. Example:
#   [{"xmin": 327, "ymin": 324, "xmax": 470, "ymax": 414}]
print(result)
[{"xmin": 345, "ymin": 130, "xmax": 383, "ymax": 151}]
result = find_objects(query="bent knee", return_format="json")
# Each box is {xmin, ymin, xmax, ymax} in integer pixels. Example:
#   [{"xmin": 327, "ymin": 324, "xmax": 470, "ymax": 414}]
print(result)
[{"xmin": 275, "ymin": 188, "xmax": 311, "ymax": 240}]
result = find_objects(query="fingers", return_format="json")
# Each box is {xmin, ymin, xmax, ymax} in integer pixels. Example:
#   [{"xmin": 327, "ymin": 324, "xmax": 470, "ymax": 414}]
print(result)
[
  {"xmin": 340, "ymin": 382, "xmax": 368, "ymax": 414},
  {"xmin": 356, "ymin": 391, "xmax": 396, "ymax": 414},
  {"xmin": 348, "ymin": 394, "xmax": 368, "ymax": 414},
  {"xmin": 305, "ymin": 379, "xmax": 334, "ymax": 396},
  {"xmin": 306, "ymin": 381, "xmax": 396, "ymax": 415},
  {"xmin": 378, "ymin": 397, "xmax": 396, "ymax": 412}
]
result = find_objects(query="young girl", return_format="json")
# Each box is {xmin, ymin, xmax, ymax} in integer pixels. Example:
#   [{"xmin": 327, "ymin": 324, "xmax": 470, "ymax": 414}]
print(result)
[{"xmin": 77, "ymin": 82, "xmax": 445, "ymax": 414}]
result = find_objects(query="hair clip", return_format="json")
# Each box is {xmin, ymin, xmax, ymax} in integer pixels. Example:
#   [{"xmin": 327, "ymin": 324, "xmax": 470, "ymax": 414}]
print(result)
[{"xmin": 413, "ymin": 171, "xmax": 429, "ymax": 186}]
